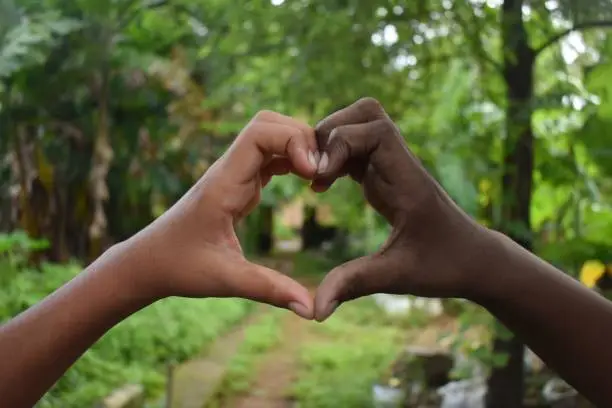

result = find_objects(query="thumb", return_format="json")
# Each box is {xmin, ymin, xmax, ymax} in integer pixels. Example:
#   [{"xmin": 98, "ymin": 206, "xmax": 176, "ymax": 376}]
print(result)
[
  {"xmin": 314, "ymin": 254, "xmax": 388, "ymax": 322},
  {"xmin": 231, "ymin": 259, "xmax": 314, "ymax": 320}
]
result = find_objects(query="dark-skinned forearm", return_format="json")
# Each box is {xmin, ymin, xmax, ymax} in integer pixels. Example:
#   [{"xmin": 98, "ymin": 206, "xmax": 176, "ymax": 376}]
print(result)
[
  {"xmin": 473, "ymin": 230, "xmax": 612, "ymax": 407},
  {"xmin": 0, "ymin": 243, "xmax": 153, "ymax": 408}
]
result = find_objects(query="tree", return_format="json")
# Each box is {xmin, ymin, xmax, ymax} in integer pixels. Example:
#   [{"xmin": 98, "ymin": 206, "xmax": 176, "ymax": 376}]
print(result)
[
  {"xmin": 210, "ymin": 0, "xmax": 612, "ymax": 405},
  {"xmin": 2, "ymin": 0, "xmax": 612, "ymax": 404}
]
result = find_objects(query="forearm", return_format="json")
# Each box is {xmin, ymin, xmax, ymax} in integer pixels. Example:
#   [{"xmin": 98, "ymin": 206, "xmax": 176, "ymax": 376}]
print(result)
[
  {"xmin": 474, "ymin": 230, "xmax": 612, "ymax": 406},
  {"xmin": 0, "ymin": 243, "xmax": 154, "ymax": 407}
]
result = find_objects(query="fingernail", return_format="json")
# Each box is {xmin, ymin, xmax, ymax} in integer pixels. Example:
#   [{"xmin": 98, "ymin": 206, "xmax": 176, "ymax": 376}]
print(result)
[
  {"xmin": 289, "ymin": 302, "xmax": 312, "ymax": 320},
  {"xmin": 317, "ymin": 152, "xmax": 328, "ymax": 174},
  {"xmin": 308, "ymin": 151, "xmax": 317, "ymax": 169},
  {"xmin": 314, "ymin": 150, "xmax": 320, "ymax": 165}
]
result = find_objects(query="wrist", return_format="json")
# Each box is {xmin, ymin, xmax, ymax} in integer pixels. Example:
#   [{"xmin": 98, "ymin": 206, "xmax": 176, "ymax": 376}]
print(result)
[
  {"xmin": 457, "ymin": 225, "xmax": 509, "ymax": 302},
  {"xmin": 462, "ymin": 227, "xmax": 524, "ymax": 305},
  {"xmin": 92, "ymin": 240, "xmax": 162, "ymax": 307}
]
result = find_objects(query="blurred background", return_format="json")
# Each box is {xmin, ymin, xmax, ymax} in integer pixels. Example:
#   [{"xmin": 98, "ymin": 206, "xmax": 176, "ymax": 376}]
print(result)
[{"xmin": 1, "ymin": 0, "xmax": 611, "ymax": 407}]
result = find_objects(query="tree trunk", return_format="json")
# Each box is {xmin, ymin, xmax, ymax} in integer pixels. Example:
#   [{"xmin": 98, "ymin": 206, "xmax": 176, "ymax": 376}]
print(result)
[
  {"xmin": 256, "ymin": 204, "xmax": 274, "ymax": 255},
  {"xmin": 301, "ymin": 205, "xmax": 330, "ymax": 250},
  {"xmin": 88, "ymin": 69, "xmax": 114, "ymax": 261},
  {"xmin": 486, "ymin": 0, "xmax": 535, "ymax": 407},
  {"xmin": 14, "ymin": 125, "xmax": 38, "ymax": 239}
]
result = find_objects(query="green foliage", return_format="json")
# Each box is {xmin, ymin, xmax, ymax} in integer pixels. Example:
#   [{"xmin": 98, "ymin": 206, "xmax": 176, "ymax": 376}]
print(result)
[
  {"xmin": 2, "ymin": 0, "xmax": 612, "ymax": 404},
  {"xmin": 215, "ymin": 311, "xmax": 283, "ymax": 397},
  {"xmin": 292, "ymin": 299, "xmax": 404, "ymax": 408},
  {"xmin": 35, "ymin": 294, "xmax": 252, "ymax": 407},
  {"xmin": 0, "ymin": 231, "xmax": 253, "ymax": 408},
  {"xmin": 0, "ymin": 231, "xmax": 49, "ymax": 276},
  {"xmin": 292, "ymin": 250, "xmax": 338, "ymax": 278},
  {"xmin": 586, "ymin": 61, "xmax": 612, "ymax": 118},
  {"xmin": 261, "ymin": 175, "xmax": 306, "ymax": 206},
  {"xmin": 436, "ymin": 152, "xmax": 480, "ymax": 216},
  {"xmin": 0, "ymin": 9, "xmax": 81, "ymax": 79},
  {"xmin": 40, "ymin": 292, "xmax": 251, "ymax": 407}
]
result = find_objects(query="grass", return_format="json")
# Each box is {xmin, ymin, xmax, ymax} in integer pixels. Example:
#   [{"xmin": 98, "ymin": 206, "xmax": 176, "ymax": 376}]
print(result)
[
  {"xmin": 208, "ymin": 309, "xmax": 284, "ymax": 404},
  {"xmin": 205, "ymin": 251, "xmax": 436, "ymax": 408},
  {"xmin": 41, "ymin": 297, "xmax": 255, "ymax": 408},
  {"xmin": 2, "ymin": 261, "xmax": 256, "ymax": 408},
  {"xmin": 292, "ymin": 250, "xmax": 338, "ymax": 278},
  {"xmin": 289, "ymin": 249, "xmax": 430, "ymax": 407},
  {"xmin": 291, "ymin": 297, "xmax": 415, "ymax": 408}
]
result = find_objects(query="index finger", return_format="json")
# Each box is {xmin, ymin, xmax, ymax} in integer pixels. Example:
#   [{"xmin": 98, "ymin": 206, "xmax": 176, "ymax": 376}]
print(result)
[
  {"xmin": 224, "ymin": 120, "xmax": 317, "ymax": 184},
  {"xmin": 315, "ymin": 97, "xmax": 388, "ymax": 148}
]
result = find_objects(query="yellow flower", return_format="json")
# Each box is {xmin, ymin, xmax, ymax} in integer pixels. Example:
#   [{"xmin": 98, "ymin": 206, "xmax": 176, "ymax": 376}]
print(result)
[
  {"xmin": 388, "ymin": 377, "xmax": 401, "ymax": 388},
  {"xmin": 580, "ymin": 260, "xmax": 606, "ymax": 288}
]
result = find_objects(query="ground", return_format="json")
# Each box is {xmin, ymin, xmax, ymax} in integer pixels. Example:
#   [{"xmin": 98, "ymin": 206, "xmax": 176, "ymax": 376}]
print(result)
[{"xmin": 167, "ymin": 253, "xmax": 456, "ymax": 408}]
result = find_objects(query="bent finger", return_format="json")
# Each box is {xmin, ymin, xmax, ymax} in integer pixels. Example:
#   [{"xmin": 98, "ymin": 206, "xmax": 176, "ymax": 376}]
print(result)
[
  {"xmin": 315, "ymin": 97, "xmax": 388, "ymax": 149},
  {"xmin": 253, "ymin": 110, "xmax": 318, "ymax": 154},
  {"xmin": 315, "ymin": 120, "xmax": 387, "ymax": 178},
  {"xmin": 225, "ymin": 122, "xmax": 317, "ymax": 183},
  {"xmin": 236, "ymin": 260, "xmax": 314, "ymax": 319},
  {"xmin": 314, "ymin": 254, "xmax": 389, "ymax": 321}
]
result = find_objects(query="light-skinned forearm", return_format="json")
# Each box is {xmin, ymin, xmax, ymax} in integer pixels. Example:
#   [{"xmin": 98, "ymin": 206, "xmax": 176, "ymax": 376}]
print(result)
[
  {"xmin": 473, "ymin": 229, "xmax": 612, "ymax": 406},
  {"xmin": 0, "ymin": 243, "xmax": 153, "ymax": 408}
]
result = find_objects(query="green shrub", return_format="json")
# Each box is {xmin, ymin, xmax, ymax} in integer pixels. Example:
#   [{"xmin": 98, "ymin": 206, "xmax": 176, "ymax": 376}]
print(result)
[
  {"xmin": 292, "ymin": 299, "xmax": 403, "ymax": 408},
  {"xmin": 0, "ymin": 232, "xmax": 254, "ymax": 408},
  {"xmin": 39, "ymin": 293, "xmax": 252, "ymax": 407},
  {"xmin": 215, "ymin": 310, "xmax": 283, "ymax": 398}
]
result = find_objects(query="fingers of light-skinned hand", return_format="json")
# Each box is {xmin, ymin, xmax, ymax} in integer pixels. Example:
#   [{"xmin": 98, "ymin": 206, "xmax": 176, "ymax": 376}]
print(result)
[
  {"xmin": 260, "ymin": 157, "xmax": 294, "ymax": 187},
  {"xmin": 254, "ymin": 110, "xmax": 318, "ymax": 153},
  {"xmin": 226, "ymin": 122, "xmax": 317, "ymax": 183},
  {"xmin": 253, "ymin": 122, "xmax": 316, "ymax": 178},
  {"xmin": 237, "ymin": 260, "xmax": 314, "ymax": 319},
  {"xmin": 315, "ymin": 97, "xmax": 387, "ymax": 147},
  {"xmin": 314, "ymin": 255, "xmax": 387, "ymax": 322}
]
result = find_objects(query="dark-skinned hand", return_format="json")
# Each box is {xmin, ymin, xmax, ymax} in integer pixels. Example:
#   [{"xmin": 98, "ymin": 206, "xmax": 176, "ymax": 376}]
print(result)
[
  {"xmin": 309, "ymin": 97, "xmax": 612, "ymax": 408},
  {"xmin": 311, "ymin": 97, "xmax": 490, "ymax": 322}
]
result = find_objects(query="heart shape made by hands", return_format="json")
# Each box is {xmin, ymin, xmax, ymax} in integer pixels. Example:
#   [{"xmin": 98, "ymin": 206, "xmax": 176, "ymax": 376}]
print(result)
[{"xmin": 302, "ymin": 98, "xmax": 488, "ymax": 322}]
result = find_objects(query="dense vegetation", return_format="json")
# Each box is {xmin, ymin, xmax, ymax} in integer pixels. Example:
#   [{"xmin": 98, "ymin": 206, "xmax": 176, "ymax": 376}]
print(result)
[
  {"xmin": 0, "ymin": 232, "xmax": 253, "ymax": 407},
  {"xmin": 2, "ymin": 0, "xmax": 612, "ymax": 406}
]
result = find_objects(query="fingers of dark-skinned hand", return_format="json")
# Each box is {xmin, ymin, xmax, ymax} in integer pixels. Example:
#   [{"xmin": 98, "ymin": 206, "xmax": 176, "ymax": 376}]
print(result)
[
  {"xmin": 312, "ymin": 119, "xmax": 387, "ymax": 191},
  {"xmin": 319, "ymin": 121, "xmax": 384, "ymax": 175},
  {"xmin": 315, "ymin": 97, "xmax": 387, "ymax": 147},
  {"xmin": 310, "ymin": 98, "xmax": 386, "ymax": 192},
  {"xmin": 314, "ymin": 254, "xmax": 389, "ymax": 322}
]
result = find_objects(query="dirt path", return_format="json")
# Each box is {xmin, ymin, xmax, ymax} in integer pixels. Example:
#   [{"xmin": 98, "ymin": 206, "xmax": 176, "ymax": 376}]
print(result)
[
  {"xmin": 169, "ymin": 255, "xmax": 319, "ymax": 408},
  {"xmin": 170, "ymin": 308, "xmax": 266, "ymax": 408},
  {"xmin": 223, "ymin": 283, "xmax": 318, "ymax": 408},
  {"xmin": 223, "ymin": 315, "xmax": 310, "ymax": 408}
]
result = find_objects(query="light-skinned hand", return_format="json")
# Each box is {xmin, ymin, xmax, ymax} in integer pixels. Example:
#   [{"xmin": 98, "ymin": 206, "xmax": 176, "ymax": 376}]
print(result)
[{"xmin": 119, "ymin": 110, "xmax": 319, "ymax": 318}]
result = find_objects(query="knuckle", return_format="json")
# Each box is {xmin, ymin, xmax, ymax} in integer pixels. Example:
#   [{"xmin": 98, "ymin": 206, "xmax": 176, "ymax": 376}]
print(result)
[
  {"xmin": 356, "ymin": 97, "xmax": 383, "ymax": 115},
  {"xmin": 377, "ymin": 118, "xmax": 397, "ymax": 136},
  {"xmin": 314, "ymin": 122, "xmax": 332, "ymax": 147},
  {"xmin": 328, "ymin": 130, "xmax": 350, "ymax": 152},
  {"xmin": 327, "ymin": 127, "xmax": 343, "ymax": 143},
  {"xmin": 253, "ymin": 109, "xmax": 276, "ymax": 122},
  {"xmin": 243, "ymin": 121, "xmax": 265, "ymax": 139},
  {"xmin": 314, "ymin": 118, "xmax": 331, "ymax": 135}
]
